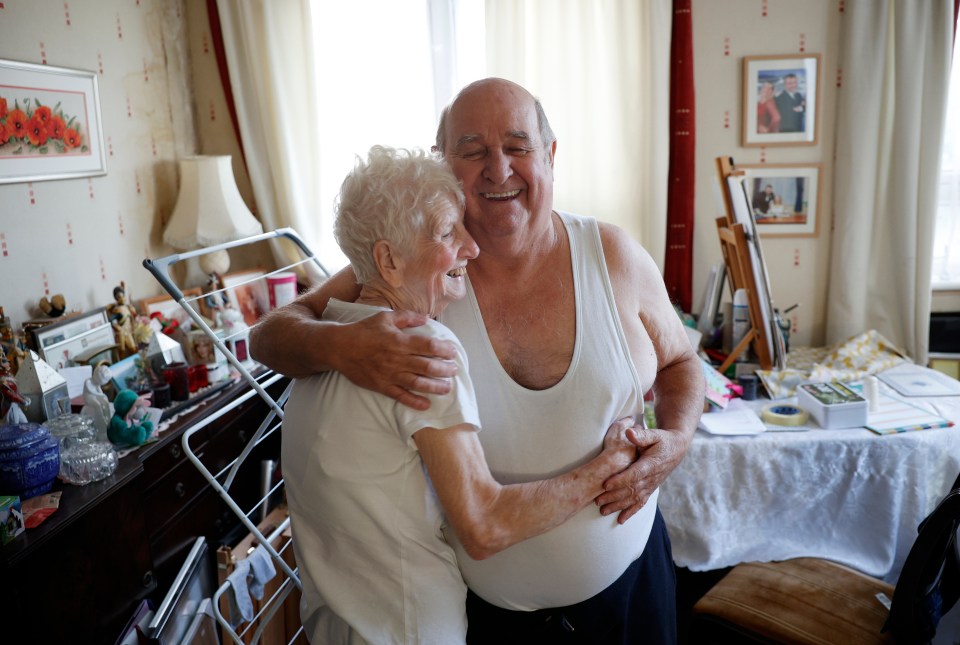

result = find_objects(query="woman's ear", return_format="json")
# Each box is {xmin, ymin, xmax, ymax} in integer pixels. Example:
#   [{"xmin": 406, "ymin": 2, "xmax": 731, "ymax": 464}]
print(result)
[{"xmin": 372, "ymin": 240, "xmax": 405, "ymax": 289}]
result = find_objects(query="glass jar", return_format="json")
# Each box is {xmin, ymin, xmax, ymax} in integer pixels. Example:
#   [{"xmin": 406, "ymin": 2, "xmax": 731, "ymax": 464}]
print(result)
[
  {"xmin": 45, "ymin": 414, "xmax": 98, "ymax": 451},
  {"xmin": 45, "ymin": 414, "xmax": 119, "ymax": 486}
]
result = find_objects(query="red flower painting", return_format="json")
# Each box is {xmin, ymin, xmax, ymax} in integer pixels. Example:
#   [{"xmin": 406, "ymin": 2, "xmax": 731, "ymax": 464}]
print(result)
[{"xmin": 0, "ymin": 96, "xmax": 86, "ymax": 156}]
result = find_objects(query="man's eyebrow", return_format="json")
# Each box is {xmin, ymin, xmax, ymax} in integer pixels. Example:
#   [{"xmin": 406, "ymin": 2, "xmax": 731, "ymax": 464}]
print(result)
[
  {"xmin": 506, "ymin": 130, "xmax": 532, "ymax": 142},
  {"xmin": 454, "ymin": 134, "xmax": 481, "ymax": 149}
]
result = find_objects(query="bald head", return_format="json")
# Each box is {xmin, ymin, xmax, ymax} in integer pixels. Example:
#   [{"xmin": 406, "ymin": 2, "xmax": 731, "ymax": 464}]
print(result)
[{"xmin": 434, "ymin": 78, "xmax": 556, "ymax": 160}]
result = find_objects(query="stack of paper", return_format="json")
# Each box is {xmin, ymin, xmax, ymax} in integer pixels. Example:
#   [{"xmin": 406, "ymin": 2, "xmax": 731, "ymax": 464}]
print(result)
[
  {"xmin": 865, "ymin": 394, "xmax": 954, "ymax": 435},
  {"xmin": 698, "ymin": 403, "xmax": 767, "ymax": 435}
]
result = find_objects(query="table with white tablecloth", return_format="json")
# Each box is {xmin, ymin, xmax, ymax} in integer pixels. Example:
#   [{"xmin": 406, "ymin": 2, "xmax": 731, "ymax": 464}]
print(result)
[{"xmin": 659, "ymin": 379, "xmax": 960, "ymax": 583}]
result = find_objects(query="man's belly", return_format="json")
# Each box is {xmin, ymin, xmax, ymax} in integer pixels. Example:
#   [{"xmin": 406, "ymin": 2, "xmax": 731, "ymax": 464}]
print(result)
[{"xmin": 448, "ymin": 489, "xmax": 658, "ymax": 610}]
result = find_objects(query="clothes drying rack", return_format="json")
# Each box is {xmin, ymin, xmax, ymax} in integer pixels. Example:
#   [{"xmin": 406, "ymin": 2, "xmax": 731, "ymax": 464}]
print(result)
[{"xmin": 143, "ymin": 228, "xmax": 330, "ymax": 644}]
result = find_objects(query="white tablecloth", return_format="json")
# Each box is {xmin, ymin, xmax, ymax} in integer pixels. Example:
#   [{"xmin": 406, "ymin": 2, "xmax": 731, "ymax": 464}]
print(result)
[{"xmin": 659, "ymin": 382, "xmax": 960, "ymax": 583}]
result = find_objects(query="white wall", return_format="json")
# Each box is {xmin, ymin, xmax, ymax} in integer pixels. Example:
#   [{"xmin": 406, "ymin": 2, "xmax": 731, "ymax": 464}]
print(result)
[{"xmin": 691, "ymin": 0, "xmax": 841, "ymax": 348}]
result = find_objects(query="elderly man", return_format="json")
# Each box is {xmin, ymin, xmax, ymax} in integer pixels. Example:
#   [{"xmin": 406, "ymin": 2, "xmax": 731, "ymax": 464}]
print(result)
[{"xmin": 252, "ymin": 78, "xmax": 704, "ymax": 643}]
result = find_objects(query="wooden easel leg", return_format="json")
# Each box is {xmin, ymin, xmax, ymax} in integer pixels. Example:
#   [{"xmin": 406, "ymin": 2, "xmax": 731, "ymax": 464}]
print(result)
[{"xmin": 718, "ymin": 328, "xmax": 757, "ymax": 375}]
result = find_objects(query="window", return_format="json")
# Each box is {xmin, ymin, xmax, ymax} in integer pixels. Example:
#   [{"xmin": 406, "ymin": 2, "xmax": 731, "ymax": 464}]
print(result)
[
  {"xmin": 933, "ymin": 35, "xmax": 960, "ymax": 289},
  {"xmin": 308, "ymin": 0, "xmax": 484, "ymax": 271}
]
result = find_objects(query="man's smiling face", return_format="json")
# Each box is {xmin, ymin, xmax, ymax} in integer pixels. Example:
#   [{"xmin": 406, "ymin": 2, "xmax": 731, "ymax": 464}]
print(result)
[{"xmin": 442, "ymin": 79, "xmax": 555, "ymax": 242}]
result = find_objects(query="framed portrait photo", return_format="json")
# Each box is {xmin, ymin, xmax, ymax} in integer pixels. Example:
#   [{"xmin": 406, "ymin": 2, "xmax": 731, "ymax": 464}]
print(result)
[
  {"xmin": 32, "ymin": 307, "xmax": 115, "ymax": 369},
  {"xmin": 140, "ymin": 287, "xmax": 206, "ymax": 325},
  {"xmin": 742, "ymin": 54, "xmax": 820, "ymax": 147},
  {"xmin": 740, "ymin": 163, "xmax": 822, "ymax": 238},
  {"xmin": 222, "ymin": 270, "xmax": 269, "ymax": 326},
  {"xmin": 0, "ymin": 58, "xmax": 107, "ymax": 184}
]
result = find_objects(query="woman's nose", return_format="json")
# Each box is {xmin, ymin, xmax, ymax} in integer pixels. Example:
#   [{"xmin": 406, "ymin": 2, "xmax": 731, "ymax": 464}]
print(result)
[{"xmin": 460, "ymin": 229, "xmax": 479, "ymax": 259}]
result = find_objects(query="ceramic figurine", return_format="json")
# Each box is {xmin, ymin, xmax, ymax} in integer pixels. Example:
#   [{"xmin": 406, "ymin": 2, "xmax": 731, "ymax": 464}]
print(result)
[
  {"xmin": 0, "ymin": 331, "xmax": 28, "ymax": 377},
  {"xmin": 108, "ymin": 388, "xmax": 154, "ymax": 447},
  {"xmin": 107, "ymin": 283, "xmax": 139, "ymax": 358},
  {"xmin": 81, "ymin": 363, "xmax": 113, "ymax": 437},
  {"xmin": 38, "ymin": 294, "xmax": 67, "ymax": 318},
  {"xmin": 0, "ymin": 349, "xmax": 28, "ymax": 425}
]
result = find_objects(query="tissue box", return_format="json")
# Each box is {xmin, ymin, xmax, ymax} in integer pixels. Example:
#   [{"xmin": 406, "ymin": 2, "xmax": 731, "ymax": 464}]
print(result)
[
  {"xmin": 0, "ymin": 495, "xmax": 25, "ymax": 545},
  {"xmin": 797, "ymin": 382, "xmax": 868, "ymax": 429}
]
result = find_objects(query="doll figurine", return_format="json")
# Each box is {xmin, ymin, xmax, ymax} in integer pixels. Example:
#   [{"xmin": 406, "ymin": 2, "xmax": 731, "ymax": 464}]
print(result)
[
  {"xmin": 0, "ymin": 348, "xmax": 28, "ymax": 424},
  {"xmin": 108, "ymin": 388, "xmax": 154, "ymax": 447},
  {"xmin": 107, "ymin": 283, "xmax": 139, "ymax": 358}
]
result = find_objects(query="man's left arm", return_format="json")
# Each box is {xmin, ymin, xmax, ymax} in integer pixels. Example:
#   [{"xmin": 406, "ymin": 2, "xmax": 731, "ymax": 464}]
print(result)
[{"xmin": 594, "ymin": 223, "xmax": 705, "ymax": 524}]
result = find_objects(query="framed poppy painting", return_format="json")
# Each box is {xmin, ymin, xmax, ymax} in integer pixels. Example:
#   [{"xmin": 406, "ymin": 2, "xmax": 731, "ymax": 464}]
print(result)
[{"xmin": 0, "ymin": 58, "xmax": 106, "ymax": 184}]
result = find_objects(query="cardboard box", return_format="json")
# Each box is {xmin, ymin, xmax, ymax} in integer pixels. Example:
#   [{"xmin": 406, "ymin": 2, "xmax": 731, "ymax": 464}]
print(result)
[
  {"xmin": 797, "ymin": 382, "xmax": 868, "ymax": 429},
  {"xmin": 0, "ymin": 495, "xmax": 25, "ymax": 545}
]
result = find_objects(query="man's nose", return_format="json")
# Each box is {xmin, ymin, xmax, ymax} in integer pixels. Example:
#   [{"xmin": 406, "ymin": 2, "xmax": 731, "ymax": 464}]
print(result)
[{"xmin": 483, "ymin": 149, "xmax": 512, "ymax": 184}]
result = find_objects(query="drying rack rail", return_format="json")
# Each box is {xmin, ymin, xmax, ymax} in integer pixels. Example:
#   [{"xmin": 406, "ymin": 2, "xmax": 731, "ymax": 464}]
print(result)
[{"xmin": 143, "ymin": 228, "xmax": 329, "ymax": 644}]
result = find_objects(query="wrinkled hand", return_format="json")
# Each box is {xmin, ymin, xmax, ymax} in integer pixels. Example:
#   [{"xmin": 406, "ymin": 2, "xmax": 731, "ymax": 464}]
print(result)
[
  {"xmin": 596, "ymin": 426, "xmax": 692, "ymax": 524},
  {"xmin": 601, "ymin": 416, "xmax": 642, "ymax": 473},
  {"xmin": 335, "ymin": 309, "xmax": 458, "ymax": 411}
]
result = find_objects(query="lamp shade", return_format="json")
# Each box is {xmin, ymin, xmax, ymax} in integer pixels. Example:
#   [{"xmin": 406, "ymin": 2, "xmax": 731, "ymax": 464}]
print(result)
[{"xmin": 163, "ymin": 155, "xmax": 263, "ymax": 250}]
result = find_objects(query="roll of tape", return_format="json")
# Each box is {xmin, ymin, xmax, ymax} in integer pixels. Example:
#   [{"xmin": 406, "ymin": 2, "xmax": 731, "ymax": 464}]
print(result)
[{"xmin": 762, "ymin": 404, "xmax": 810, "ymax": 426}]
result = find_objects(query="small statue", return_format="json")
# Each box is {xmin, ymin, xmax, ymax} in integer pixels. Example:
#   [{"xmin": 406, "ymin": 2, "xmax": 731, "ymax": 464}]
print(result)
[
  {"xmin": 108, "ymin": 388, "xmax": 154, "ymax": 447},
  {"xmin": 107, "ymin": 282, "xmax": 139, "ymax": 358},
  {"xmin": 0, "ymin": 331, "xmax": 28, "ymax": 377},
  {"xmin": 220, "ymin": 304, "xmax": 247, "ymax": 335},
  {"xmin": 0, "ymin": 348, "xmax": 28, "ymax": 424},
  {"xmin": 81, "ymin": 363, "xmax": 113, "ymax": 437},
  {"xmin": 202, "ymin": 272, "xmax": 228, "ymax": 328},
  {"xmin": 38, "ymin": 294, "xmax": 67, "ymax": 318}
]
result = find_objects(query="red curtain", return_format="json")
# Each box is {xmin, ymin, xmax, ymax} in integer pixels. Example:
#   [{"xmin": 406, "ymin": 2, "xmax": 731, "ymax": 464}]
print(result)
[
  {"xmin": 663, "ymin": 0, "xmax": 696, "ymax": 312},
  {"xmin": 954, "ymin": 0, "xmax": 959, "ymax": 44},
  {"xmin": 206, "ymin": 0, "xmax": 245, "ymax": 163}
]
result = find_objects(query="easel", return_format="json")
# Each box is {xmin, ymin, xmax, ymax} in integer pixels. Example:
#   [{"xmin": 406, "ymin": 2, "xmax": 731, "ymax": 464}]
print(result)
[{"xmin": 715, "ymin": 156, "xmax": 780, "ymax": 373}]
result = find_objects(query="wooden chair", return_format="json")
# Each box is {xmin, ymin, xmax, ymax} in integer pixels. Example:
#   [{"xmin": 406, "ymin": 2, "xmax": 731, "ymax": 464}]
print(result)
[{"xmin": 691, "ymin": 473, "xmax": 960, "ymax": 644}]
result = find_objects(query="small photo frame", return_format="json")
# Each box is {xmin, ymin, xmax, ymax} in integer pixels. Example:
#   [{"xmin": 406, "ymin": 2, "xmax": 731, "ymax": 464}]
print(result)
[
  {"xmin": 0, "ymin": 58, "xmax": 107, "ymax": 184},
  {"xmin": 140, "ymin": 287, "xmax": 205, "ymax": 326},
  {"xmin": 109, "ymin": 353, "xmax": 141, "ymax": 392},
  {"xmin": 222, "ymin": 270, "xmax": 269, "ymax": 326},
  {"xmin": 742, "ymin": 54, "xmax": 820, "ymax": 147},
  {"xmin": 33, "ymin": 307, "xmax": 115, "ymax": 370},
  {"xmin": 740, "ymin": 163, "xmax": 822, "ymax": 238}
]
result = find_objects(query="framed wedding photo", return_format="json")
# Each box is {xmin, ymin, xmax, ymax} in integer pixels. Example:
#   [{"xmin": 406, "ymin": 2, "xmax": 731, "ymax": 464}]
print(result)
[
  {"xmin": 740, "ymin": 163, "xmax": 822, "ymax": 238},
  {"xmin": 742, "ymin": 54, "xmax": 820, "ymax": 147},
  {"xmin": 0, "ymin": 58, "xmax": 107, "ymax": 184}
]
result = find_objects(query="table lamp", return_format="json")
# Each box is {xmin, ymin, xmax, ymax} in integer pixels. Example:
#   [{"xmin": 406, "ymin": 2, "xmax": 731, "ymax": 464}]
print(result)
[{"xmin": 163, "ymin": 155, "xmax": 263, "ymax": 284}]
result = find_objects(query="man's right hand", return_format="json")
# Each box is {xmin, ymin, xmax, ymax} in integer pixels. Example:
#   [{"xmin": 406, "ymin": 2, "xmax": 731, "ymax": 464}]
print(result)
[
  {"xmin": 250, "ymin": 269, "xmax": 458, "ymax": 410},
  {"xmin": 330, "ymin": 309, "xmax": 458, "ymax": 410}
]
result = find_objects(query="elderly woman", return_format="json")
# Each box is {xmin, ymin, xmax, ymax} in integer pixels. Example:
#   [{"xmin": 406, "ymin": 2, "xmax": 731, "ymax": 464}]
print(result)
[{"xmin": 281, "ymin": 146, "xmax": 636, "ymax": 644}]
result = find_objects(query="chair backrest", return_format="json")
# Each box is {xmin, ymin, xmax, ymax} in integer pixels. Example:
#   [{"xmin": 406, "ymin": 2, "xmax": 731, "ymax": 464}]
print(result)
[{"xmin": 886, "ymin": 473, "xmax": 960, "ymax": 643}]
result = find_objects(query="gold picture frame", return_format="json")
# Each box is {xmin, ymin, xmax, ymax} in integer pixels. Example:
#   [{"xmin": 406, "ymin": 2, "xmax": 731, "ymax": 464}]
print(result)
[
  {"xmin": 739, "ymin": 163, "xmax": 822, "ymax": 238},
  {"xmin": 742, "ymin": 54, "xmax": 820, "ymax": 148}
]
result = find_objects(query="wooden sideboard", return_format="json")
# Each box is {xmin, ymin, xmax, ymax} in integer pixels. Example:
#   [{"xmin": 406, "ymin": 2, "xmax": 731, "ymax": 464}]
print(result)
[{"xmin": 0, "ymin": 374, "xmax": 286, "ymax": 643}]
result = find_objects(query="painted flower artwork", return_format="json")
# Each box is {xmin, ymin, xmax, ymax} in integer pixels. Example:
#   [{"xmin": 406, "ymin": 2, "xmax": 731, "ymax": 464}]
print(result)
[{"xmin": 0, "ymin": 94, "xmax": 87, "ymax": 157}]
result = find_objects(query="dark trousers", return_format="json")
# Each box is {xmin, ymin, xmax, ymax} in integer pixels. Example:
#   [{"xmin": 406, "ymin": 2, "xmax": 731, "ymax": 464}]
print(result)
[{"xmin": 466, "ymin": 509, "xmax": 677, "ymax": 644}]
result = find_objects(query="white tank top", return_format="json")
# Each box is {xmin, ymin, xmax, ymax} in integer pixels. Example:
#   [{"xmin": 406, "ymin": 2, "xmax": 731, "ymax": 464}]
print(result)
[{"xmin": 439, "ymin": 212, "xmax": 657, "ymax": 610}]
